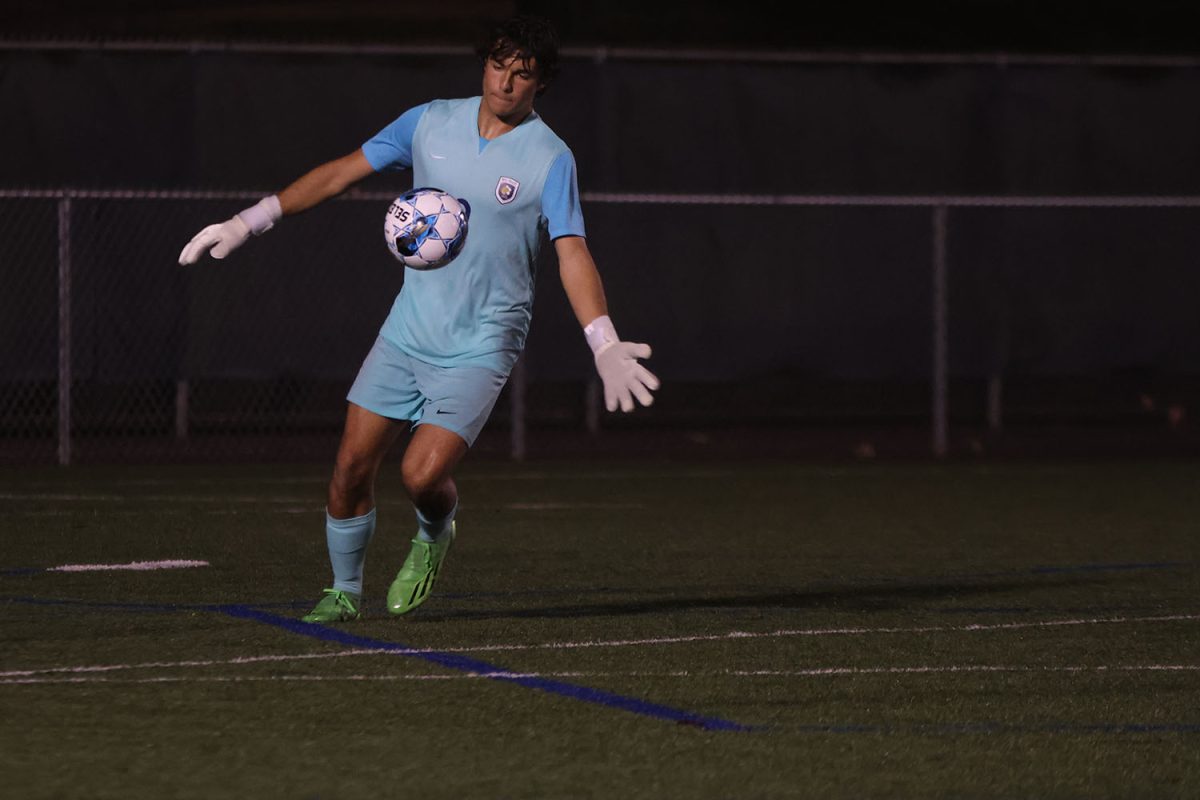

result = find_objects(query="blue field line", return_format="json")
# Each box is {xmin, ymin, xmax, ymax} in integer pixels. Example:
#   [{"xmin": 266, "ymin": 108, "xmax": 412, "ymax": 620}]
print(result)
[{"xmin": 218, "ymin": 604, "xmax": 758, "ymax": 733}]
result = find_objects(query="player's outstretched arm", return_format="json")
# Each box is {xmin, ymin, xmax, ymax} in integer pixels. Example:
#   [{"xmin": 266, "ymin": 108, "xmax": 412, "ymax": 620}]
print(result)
[
  {"xmin": 555, "ymin": 236, "xmax": 660, "ymax": 413},
  {"xmin": 178, "ymin": 150, "xmax": 376, "ymax": 265}
]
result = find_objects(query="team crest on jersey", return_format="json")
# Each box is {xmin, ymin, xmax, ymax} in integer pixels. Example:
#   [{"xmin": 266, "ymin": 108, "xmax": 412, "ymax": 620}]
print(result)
[{"xmin": 495, "ymin": 177, "xmax": 520, "ymax": 205}]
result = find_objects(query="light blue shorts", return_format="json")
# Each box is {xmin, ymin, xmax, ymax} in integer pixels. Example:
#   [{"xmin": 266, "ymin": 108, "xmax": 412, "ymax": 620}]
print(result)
[{"xmin": 347, "ymin": 336, "xmax": 508, "ymax": 447}]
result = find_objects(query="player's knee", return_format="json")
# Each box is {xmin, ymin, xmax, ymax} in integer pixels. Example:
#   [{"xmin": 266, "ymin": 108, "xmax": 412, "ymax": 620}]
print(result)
[
  {"xmin": 330, "ymin": 452, "xmax": 375, "ymax": 505},
  {"xmin": 400, "ymin": 461, "xmax": 442, "ymax": 502}
]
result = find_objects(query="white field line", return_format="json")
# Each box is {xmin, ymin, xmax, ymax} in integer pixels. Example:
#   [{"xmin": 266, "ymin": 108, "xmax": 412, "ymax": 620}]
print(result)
[
  {"xmin": 47, "ymin": 560, "xmax": 209, "ymax": 573},
  {"xmin": 5, "ymin": 613, "xmax": 1197, "ymax": 680},
  {"xmin": 428, "ymin": 613, "xmax": 1200, "ymax": 654},
  {"xmin": 729, "ymin": 664, "xmax": 1200, "ymax": 676},
  {"xmin": 3, "ymin": 664, "xmax": 1199, "ymax": 686},
  {"xmin": 0, "ymin": 672, "xmax": 583, "ymax": 685},
  {"xmin": 0, "ymin": 648, "xmax": 389, "ymax": 678}
]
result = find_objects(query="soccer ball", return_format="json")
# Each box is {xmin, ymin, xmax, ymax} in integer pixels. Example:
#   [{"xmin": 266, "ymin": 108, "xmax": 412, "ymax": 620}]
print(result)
[{"xmin": 384, "ymin": 187, "xmax": 470, "ymax": 270}]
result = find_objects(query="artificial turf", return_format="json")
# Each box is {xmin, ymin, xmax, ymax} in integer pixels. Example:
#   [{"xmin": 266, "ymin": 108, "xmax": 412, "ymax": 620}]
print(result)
[{"xmin": 2, "ymin": 459, "xmax": 1198, "ymax": 798}]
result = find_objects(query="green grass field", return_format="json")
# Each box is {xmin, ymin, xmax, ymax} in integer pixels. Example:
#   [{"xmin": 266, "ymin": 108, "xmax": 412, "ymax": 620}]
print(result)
[{"xmin": 2, "ymin": 459, "xmax": 1199, "ymax": 798}]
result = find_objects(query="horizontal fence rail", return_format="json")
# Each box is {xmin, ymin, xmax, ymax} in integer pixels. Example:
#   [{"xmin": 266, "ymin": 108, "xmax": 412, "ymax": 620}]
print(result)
[
  {"xmin": 2, "ymin": 189, "xmax": 1198, "ymax": 464},
  {"xmin": 8, "ymin": 189, "xmax": 1200, "ymax": 207},
  {"xmin": 8, "ymin": 38, "xmax": 1200, "ymax": 68}
]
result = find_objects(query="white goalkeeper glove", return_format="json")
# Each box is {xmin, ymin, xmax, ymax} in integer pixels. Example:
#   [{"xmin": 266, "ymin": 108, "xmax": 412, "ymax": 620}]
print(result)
[
  {"xmin": 585, "ymin": 315, "xmax": 661, "ymax": 413},
  {"xmin": 178, "ymin": 196, "xmax": 282, "ymax": 265}
]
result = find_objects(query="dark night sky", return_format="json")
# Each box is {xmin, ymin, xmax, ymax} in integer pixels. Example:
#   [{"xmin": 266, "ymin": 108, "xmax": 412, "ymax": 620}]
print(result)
[{"xmin": 1, "ymin": 0, "xmax": 1198, "ymax": 54}]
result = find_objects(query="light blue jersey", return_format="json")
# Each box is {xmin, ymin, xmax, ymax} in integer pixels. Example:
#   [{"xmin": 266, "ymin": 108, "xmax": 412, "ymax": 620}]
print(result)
[{"xmin": 362, "ymin": 97, "xmax": 585, "ymax": 375}]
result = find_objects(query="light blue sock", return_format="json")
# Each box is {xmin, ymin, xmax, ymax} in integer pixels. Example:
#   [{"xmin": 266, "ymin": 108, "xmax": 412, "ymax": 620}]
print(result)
[
  {"xmin": 415, "ymin": 501, "xmax": 456, "ymax": 543},
  {"xmin": 325, "ymin": 508, "xmax": 376, "ymax": 597}
]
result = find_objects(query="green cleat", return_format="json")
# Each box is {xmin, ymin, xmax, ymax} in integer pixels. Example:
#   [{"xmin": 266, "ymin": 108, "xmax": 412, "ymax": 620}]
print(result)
[
  {"xmin": 387, "ymin": 522, "xmax": 455, "ymax": 616},
  {"xmin": 302, "ymin": 589, "xmax": 361, "ymax": 623}
]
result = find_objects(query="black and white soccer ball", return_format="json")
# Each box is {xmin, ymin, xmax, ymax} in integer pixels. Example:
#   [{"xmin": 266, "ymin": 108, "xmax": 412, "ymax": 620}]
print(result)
[{"xmin": 384, "ymin": 187, "xmax": 470, "ymax": 270}]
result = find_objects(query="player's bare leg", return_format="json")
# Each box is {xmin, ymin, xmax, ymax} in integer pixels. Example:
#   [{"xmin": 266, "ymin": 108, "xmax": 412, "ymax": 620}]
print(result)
[
  {"xmin": 328, "ymin": 403, "xmax": 405, "ymax": 518},
  {"xmin": 400, "ymin": 422, "xmax": 468, "ymax": 519},
  {"xmin": 304, "ymin": 403, "xmax": 403, "ymax": 623},
  {"xmin": 387, "ymin": 423, "xmax": 468, "ymax": 615}
]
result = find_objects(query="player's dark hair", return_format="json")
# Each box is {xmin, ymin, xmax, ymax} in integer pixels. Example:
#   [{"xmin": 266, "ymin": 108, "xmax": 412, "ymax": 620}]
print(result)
[{"xmin": 476, "ymin": 15, "xmax": 561, "ymax": 95}]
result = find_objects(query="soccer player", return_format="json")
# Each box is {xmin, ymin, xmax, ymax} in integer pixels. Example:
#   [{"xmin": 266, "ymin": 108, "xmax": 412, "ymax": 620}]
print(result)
[{"xmin": 178, "ymin": 16, "xmax": 659, "ymax": 622}]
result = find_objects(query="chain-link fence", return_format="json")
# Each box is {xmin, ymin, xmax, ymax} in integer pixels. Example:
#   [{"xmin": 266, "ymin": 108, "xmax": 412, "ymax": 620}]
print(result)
[
  {"xmin": 4, "ymin": 42, "xmax": 1200, "ymax": 462},
  {"xmin": 3, "ymin": 188, "xmax": 1199, "ymax": 464},
  {"xmin": 2, "ymin": 191, "xmax": 390, "ymax": 463}
]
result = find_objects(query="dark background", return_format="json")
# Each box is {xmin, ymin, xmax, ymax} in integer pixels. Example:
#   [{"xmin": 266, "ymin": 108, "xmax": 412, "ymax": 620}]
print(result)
[
  {"xmin": 3, "ymin": 0, "xmax": 1199, "ymax": 462},
  {"xmin": 2, "ymin": 0, "xmax": 1199, "ymax": 55}
]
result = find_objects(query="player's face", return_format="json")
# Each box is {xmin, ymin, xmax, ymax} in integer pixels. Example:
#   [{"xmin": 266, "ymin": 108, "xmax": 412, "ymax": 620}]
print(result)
[{"xmin": 481, "ymin": 54, "xmax": 542, "ymax": 124}]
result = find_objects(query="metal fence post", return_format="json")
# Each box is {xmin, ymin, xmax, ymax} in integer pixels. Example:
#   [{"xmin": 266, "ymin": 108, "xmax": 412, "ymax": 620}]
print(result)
[
  {"xmin": 6, "ymin": 186, "xmax": 1200, "ymax": 466},
  {"xmin": 57, "ymin": 196, "xmax": 72, "ymax": 466},
  {"xmin": 175, "ymin": 380, "xmax": 190, "ymax": 441},
  {"xmin": 55, "ymin": 196, "xmax": 72, "ymax": 465},
  {"xmin": 987, "ymin": 374, "xmax": 1003, "ymax": 432},
  {"xmin": 932, "ymin": 205, "xmax": 949, "ymax": 458}
]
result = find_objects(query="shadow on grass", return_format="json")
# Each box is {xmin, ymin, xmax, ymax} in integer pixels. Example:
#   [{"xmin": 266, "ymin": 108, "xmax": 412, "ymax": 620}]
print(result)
[{"xmin": 407, "ymin": 575, "xmax": 1116, "ymax": 622}]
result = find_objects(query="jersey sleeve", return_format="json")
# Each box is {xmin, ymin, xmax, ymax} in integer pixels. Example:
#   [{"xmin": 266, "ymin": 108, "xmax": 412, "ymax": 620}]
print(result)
[
  {"xmin": 361, "ymin": 103, "xmax": 431, "ymax": 172},
  {"xmin": 541, "ymin": 150, "xmax": 587, "ymax": 240}
]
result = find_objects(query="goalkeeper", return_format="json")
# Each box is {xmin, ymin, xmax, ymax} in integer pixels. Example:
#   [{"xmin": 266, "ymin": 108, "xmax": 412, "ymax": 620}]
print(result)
[{"xmin": 178, "ymin": 15, "xmax": 658, "ymax": 622}]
